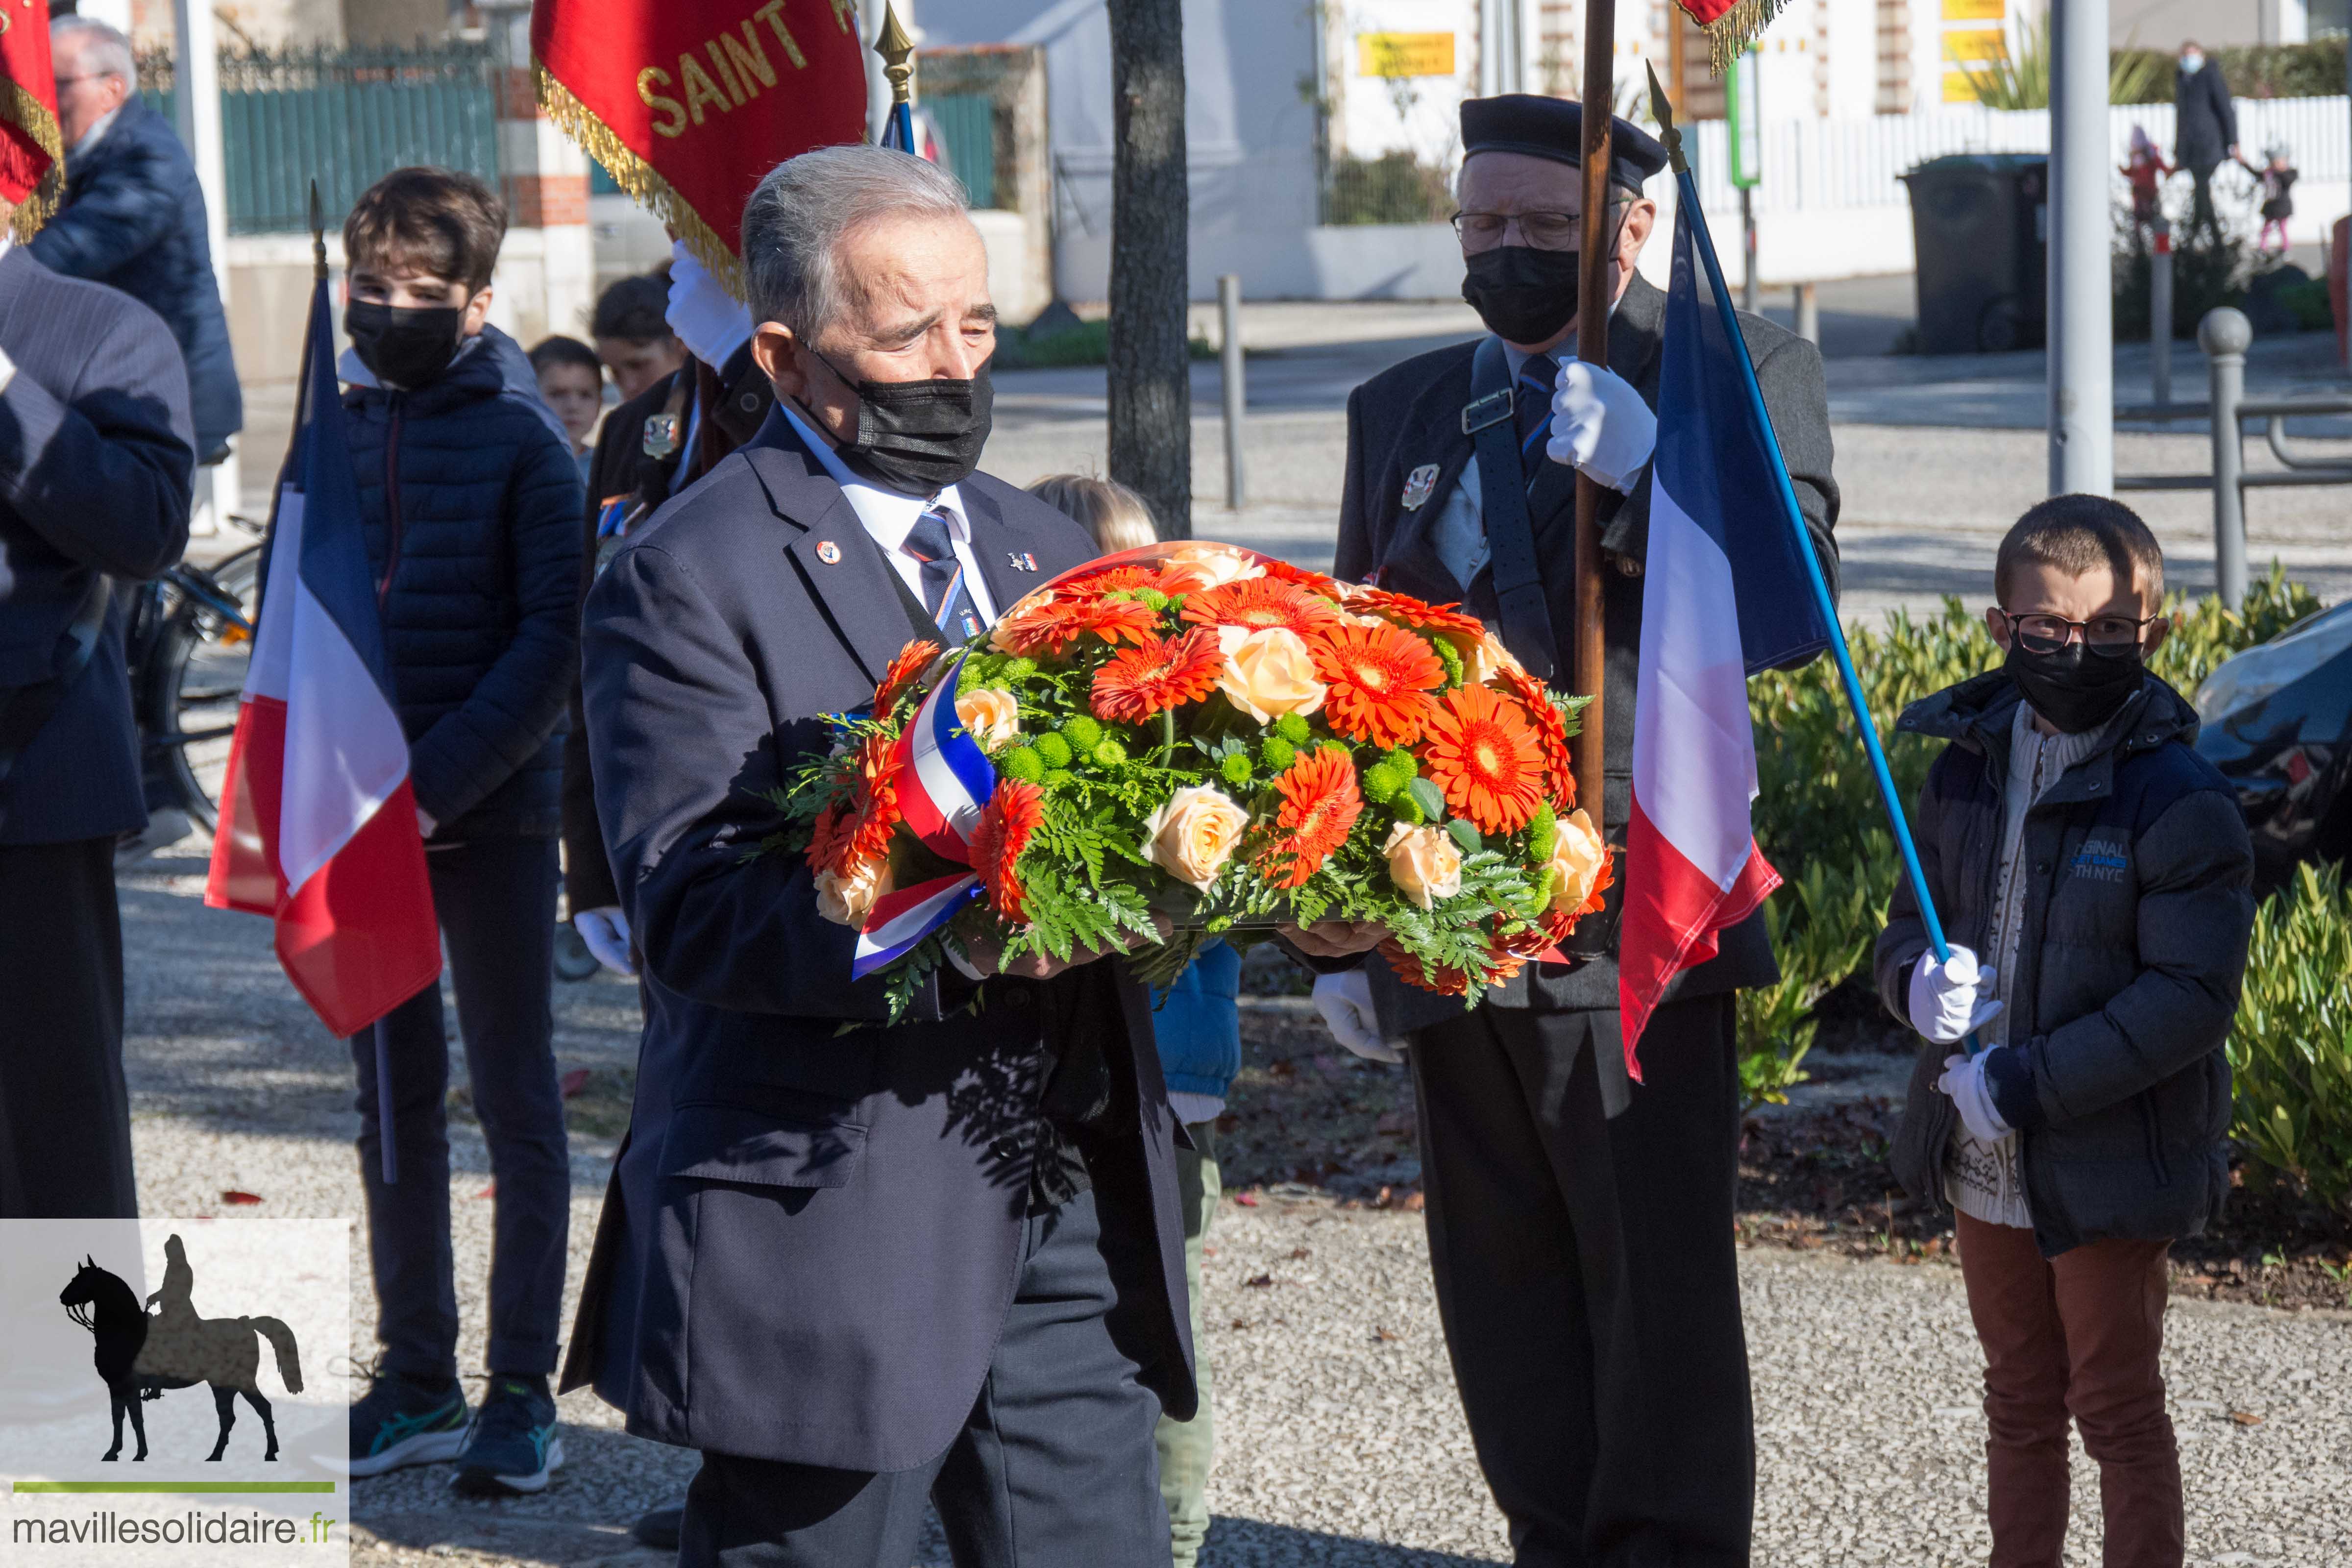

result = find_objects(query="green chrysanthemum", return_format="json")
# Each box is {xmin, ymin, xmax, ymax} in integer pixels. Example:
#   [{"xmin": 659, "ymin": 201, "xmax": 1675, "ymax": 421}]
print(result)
[
  {"xmin": 1033, "ymin": 732, "xmax": 1074, "ymax": 768},
  {"xmin": 1062, "ymin": 714, "xmax": 1105, "ymax": 753},
  {"xmin": 1000, "ymin": 746, "xmax": 1046, "ymax": 784},
  {"xmin": 1221, "ymin": 752, "xmax": 1254, "ymax": 787},
  {"xmin": 1259, "ymin": 735, "xmax": 1297, "ymax": 772}
]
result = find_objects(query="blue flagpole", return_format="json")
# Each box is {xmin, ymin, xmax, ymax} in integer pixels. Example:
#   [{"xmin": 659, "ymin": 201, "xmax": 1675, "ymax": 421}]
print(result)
[{"xmin": 1668, "ymin": 162, "xmax": 1953, "ymax": 968}]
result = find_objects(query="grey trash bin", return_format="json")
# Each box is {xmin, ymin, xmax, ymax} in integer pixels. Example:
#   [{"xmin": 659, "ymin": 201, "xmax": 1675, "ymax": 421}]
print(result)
[{"xmin": 1900, "ymin": 153, "xmax": 2049, "ymax": 354}]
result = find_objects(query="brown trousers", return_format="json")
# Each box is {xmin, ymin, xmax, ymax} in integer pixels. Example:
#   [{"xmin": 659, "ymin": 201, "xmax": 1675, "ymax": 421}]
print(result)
[{"xmin": 1956, "ymin": 1211, "xmax": 2182, "ymax": 1568}]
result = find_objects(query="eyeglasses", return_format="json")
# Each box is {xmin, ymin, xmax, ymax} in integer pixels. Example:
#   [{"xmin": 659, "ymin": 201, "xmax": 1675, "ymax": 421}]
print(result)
[
  {"xmin": 1996, "ymin": 609, "xmax": 2161, "ymax": 657},
  {"xmin": 1450, "ymin": 210, "xmax": 1582, "ymax": 252},
  {"xmin": 53, "ymin": 74, "xmax": 116, "ymax": 92}
]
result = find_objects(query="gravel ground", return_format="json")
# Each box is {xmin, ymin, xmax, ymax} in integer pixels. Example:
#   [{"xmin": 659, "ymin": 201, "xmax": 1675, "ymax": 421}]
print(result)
[{"xmin": 109, "ymin": 852, "xmax": 2352, "ymax": 1568}]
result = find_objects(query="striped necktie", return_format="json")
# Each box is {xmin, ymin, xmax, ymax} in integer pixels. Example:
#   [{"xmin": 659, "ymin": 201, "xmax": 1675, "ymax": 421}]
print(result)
[
  {"xmin": 1514, "ymin": 351, "xmax": 1559, "ymax": 484},
  {"xmin": 904, "ymin": 508, "xmax": 979, "ymax": 639}
]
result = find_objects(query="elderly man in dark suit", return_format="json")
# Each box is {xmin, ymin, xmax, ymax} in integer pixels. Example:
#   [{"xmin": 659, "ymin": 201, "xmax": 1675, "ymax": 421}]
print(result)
[
  {"xmin": 0, "ymin": 201, "xmax": 196, "ymax": 1217},
  {"xmin": 1304, "ymin": 97, "xmax": 1839, "ymax": 1565},
  {"xmin": 568, "ymin": 144, "xmax": 1374, "ymax": 1567}
]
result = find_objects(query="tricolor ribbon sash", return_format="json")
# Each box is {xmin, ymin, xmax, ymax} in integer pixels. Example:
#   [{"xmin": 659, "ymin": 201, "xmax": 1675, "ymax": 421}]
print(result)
[{"xmin": 850, "ymin": 654, "xmax": 995, "ymax": 978}]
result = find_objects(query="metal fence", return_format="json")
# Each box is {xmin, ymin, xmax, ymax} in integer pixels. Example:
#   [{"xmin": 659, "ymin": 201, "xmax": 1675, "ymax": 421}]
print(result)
[
  {"xmin": 138, "ymin": 43, "xmax": 500, "ymax": 235},
  {"xmin": 928, "ymin": 93, "xmax": 996, "ymax": 209}
]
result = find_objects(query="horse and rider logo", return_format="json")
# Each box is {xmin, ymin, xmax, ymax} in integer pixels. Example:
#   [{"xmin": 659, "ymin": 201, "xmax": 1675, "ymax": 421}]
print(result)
[{"xmin": 58, "ymin": 1236, "xmax": 304, "ymax": 1464}]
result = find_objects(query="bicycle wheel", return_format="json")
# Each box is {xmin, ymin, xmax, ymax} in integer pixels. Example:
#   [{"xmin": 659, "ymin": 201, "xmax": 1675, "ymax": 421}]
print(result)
[{"xmin": 148, "ymin": 546, "xmax": 262, "ymax": 832}]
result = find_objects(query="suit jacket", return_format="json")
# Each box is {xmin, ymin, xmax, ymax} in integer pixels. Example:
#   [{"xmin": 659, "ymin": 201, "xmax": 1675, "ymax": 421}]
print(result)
[
  {"xmin": 0, "ymin": 247, "xmax": 194, "ymax": 844},
  {"xmin": 1333, "ymin": 271, "xmax": 1839, "ymax": 1033},
  {"xmin": 560, "ymin": 411, "xmax": 1195, "ymax": 1470},
  {"xmin": 28, "ymin": 99, "xmax": 241, "ymax": 456}
]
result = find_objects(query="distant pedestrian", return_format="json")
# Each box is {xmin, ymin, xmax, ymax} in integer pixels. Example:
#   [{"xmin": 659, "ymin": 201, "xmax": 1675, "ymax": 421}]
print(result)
[
  {"xmin": 589, "ymin": 271, "xmax": 686, "ymax": 402},
  {"xmin": 2121, "ymin": 126, "xmax": 2172, "ymax": 236},
  {"xmin": 2172, "ymin": 41, "xmax": 2239, "ymax": 245},
  {"xmin": 1879, "ymin": 495, "xmax": 2254, "ymax": 1568},
  {"xmin": 0, "ymin": 157, "xmax": 195, "ymax": 1221},
  {"xmin": 529, "ymin": 334, "xmax": 604, "ymax": 484},
  {"xmin": 31, "ymin": 17, "xmax": 240, "ymax": 464},
  {"xmin": 332, "ymin": 167, "xmax": 584, "ymax": 1499},
  {"xmin": 2254, "ymin": 145, "xmax": 2296, "ymax": 256},
  {"xmin": 1029, "ymin": 472, "xmax": 1226, "ymax": 1568}
]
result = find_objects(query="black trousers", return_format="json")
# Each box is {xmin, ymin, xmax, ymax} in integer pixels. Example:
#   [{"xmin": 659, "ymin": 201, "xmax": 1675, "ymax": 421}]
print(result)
[
  {"xmin": 1410, "ymin": 995, "xmax": 1752, "ymax": 1568},
  {"xmin": 0, "ymin": 836, "xmax": 136, "ymax": 1217},
  {"xmin": 347, "ymin": 834, "xmax": 568, "ymax": 1381},
  {"xmin": 679, "ymin": 1188, "xmax": 1171, "ymax": 1568}
]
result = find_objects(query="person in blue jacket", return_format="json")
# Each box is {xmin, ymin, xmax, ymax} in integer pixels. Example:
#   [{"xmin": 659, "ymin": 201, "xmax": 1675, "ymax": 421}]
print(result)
[{"xmin": 33, "ymin": 17, "xmax": 241, "ymax": 463}]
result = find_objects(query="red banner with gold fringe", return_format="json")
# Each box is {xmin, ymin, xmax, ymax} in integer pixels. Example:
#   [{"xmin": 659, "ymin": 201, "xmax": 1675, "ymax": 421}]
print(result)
[
  {"xmin": 0, "ymin": 0, "xmax": 63, "ymax": 242},
  {"xmin": 530, "ymin": 0, "xmax": 869, "ymax": 299},
  {"xmin": 1675, "ymin": 0, "xmax": 1790, "ymax": 72}
]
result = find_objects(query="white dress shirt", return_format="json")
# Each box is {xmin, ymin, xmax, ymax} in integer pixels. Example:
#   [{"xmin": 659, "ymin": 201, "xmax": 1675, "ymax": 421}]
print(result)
[{"xmin": 777, "ymin": 401, "xmax": 999, "ymax": 626}]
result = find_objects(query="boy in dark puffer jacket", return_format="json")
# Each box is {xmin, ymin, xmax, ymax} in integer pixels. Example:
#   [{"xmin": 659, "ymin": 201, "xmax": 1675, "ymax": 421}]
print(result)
[
  {"xmin": 1876, "ymin": 495, "xmax": 2254, "ymax": 1568},
  {"xmin": 333, "ymin": 168, "xmax": 584, "ymax": 1498}
]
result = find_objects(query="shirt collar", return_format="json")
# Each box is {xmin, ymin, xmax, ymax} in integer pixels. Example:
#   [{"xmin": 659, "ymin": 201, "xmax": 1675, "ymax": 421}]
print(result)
[
  {"xmin": 74, "ymin": 107, "xmax": 122, "ymax": 156},
  {"xmin": 776, "ymin": 400, "xmax": 966, "ymax": 548}
]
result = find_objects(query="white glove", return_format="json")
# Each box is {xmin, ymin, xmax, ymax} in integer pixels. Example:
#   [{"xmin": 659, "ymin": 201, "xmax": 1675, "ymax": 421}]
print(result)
[
  {"xmin": 574, "ymin": 906, "xmax": 637, "ymax": 978},
  {"xmin": 1936, "ymin": 1052, "xmax": 2013, "ymax": 1144},
  {"xmin": 416, "ymin": 806, "xmax": 438, "ymax": 840},
  {"xmin": 1546, "ymin": 361, "xmax": 1657, "ymax": 495},
  {"xmin": 1312, "ymin": 970, "xmax": 1404, "ymax": 1065},
  {"xmin": 1906, "ymin": 946, "xmax": 2002, "ymax": 1045}
]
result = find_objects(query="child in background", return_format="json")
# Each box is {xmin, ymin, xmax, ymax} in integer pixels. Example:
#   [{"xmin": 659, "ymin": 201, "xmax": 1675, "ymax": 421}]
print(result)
[
  {"xmin": 1026, "ymin": 473, "xmax": 1232, "ymax": 1568},
  {"xmin": 528, "ymin": 335, "xmax": 603, "ymax": 486},
  {"xmin": 337, "ymin": 167, "xmax": 585, "ymax": 1498},
  {"xmin": 589, "ymin": 271, "xmax": 686, "ymax": 403},
  {"xmin": 2255, "ymin": 145, "xmax": 2297, "ymax": 255},
  {"xmin": 2122, "ymin": 127, "xmax": 2172, "ymax": 236},
  {"xmin": 1878, "ymin": 495, "xmax": 2253, "ymax": 1568}
]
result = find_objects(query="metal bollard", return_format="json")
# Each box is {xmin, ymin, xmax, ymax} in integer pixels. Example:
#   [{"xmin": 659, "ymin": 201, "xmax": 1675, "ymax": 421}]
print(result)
[
  {"xmin": 1793, "ymin": 282, "xmax": 1818, "ymax": 346},
  {"xmin": 1219, "ymin": 273, "xmax": 1245, "ymax": 513},
  {"xmin": 2150, "ymin": 218, "xmax": 2173, "ymax": 405},
  {"xmin": 2200, "ymin": 306, "xmax": 2251, "ymax": 612}
]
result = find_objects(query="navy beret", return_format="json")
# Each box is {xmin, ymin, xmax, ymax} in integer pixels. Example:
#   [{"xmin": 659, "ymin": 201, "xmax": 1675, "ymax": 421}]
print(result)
[{"xmin": 1459, "ymin": 94, "xmax": 1669, "ymax": 195}]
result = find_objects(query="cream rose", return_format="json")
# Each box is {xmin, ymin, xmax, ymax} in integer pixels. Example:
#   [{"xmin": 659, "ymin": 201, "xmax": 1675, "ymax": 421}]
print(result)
[
  {"xmin": 1214, "ymin": 625, "xmax": 1327, "ymax": 724},
  {"xmin": 1167, "ymin": 543, "xmax": 1263, "ymax": 589},
  {"xmin": 814, "ymin": 856, "xmax": 892, "ymax": 927},
  {"xmin": 1547, "ymin": 808, "xmax": 1609, "ymax": 917},
  {"xmin": 955, "ymin": 687, "xmax": 1022, "ymax": 752},
  {"xmin": 1141, "ymin": 785, "xmax": 1250, "ymax": 889},
  {"xmin": 1382, "ymin": 821, "xmax": 1463, "ymax": 909},
  {"xmin": 1453, "ymin": 630, "xmax": 1522, "ymax": 686}
]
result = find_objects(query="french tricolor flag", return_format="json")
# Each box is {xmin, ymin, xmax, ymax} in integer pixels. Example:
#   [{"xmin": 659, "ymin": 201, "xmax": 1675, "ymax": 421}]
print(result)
[
  {"xmin": 852, "ymin": 655, "xmax": 990, "ymax": 978},
  {"xmin": 1617, "ymin": 199, "xmax": 1831, "ymax": 1065},
  {"xmin": 205, "ymin": 270, "xmax": 440, "ymax": 1038}
]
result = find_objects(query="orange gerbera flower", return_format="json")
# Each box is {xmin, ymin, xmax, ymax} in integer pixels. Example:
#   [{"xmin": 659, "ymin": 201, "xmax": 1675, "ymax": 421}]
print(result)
[
  {"xmin": 1499, "ymin": 664, "xmax": 1576, "ymax": 809},
  {"xmin": 808, "ymin": 733, "xmax": 906, "ymax": 876},
  {"xmin": 1053, "ymin": 563, "xmax": 1177, "ymax": 598},
  {"xmin": 994, "ymin": 593, "xmax": 1158, "ymax": 658},
  {"xmin": 1255, "ymin": 746, "xmax": 1364, "ymax": 888},
  {"xmin": 1258, "ymin": 558, "xmax": 1343, "ymax": 596},
  {"xmin": 872, "ymin": 639, "xmax": 939, "ymax": 716},
  {"xmin": 1311, "ymin": 622, "xmax": 1446, "ymax": 748},
  {"xmin": 1180, "ymin": 577, "xmax": 1343, "ymax": 637},
  {"xmin": 971, "ymin": 780, "xmax": 1044, "ymax": 921},
  {"xmin": 1341, "ymin": 584, "xmax": 1489, "ymax": 641},
  {"xmin": 1382, "ymin": 935, "xmax": 1523, "ymax": 996},
  {"xmin": 1090, "ymin": 626, "xmax": 1224, "ymax": 724},
  {"xmin": 1420, "ymin": 684, "xmax": 1546, "ymax": 835}
]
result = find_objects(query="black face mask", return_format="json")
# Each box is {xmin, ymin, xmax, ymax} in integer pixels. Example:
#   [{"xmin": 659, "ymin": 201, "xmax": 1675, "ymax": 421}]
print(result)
[
  {"xmin": 344, "ymin": 302, "xmax": 466, "ymax": 391},
  {"xmin": 818, "ymin": 356, "xmax": 994, "ymax": 494},
  {"xmin": 2006, "ymin": 640, "xmax": 2146, "ymax": 734},
  {"xmin": 1461, "ymin": 245, "xmax": 1581, "ymax": 345}
]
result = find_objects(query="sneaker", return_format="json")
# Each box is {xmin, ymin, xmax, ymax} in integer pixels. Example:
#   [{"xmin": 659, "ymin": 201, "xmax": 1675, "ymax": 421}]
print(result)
[
  {"xmin": 450, "ymin": 1376, "xmax": 564, "ymax": 1496},
  {"xmin": 349, "ymin": 1372, "xmax": 469, "ymax": 1478}
]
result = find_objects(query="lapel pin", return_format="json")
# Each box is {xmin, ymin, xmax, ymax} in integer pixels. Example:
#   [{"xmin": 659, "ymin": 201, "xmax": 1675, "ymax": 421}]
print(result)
[
  {"xmin": 815, "ymin": 539, "xmax": 842, "ymax": 565},
  {"xmin": 1009, "ymin": 551, "xmax": 1037, "ymax": 571},
  {"xmin": 1401, "ymin": 463, "xmax": 1440, "ymax": 511}
]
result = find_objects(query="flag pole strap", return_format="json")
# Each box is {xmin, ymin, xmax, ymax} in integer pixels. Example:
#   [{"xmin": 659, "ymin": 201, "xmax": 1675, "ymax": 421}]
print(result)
[{"xmin": 1644, "ymin": 68, "xmax": 1952, "ymax": 965}]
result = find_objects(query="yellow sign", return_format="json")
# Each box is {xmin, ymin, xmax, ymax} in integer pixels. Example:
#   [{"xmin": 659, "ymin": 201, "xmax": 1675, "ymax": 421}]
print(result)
[
  {"xmin": 1941, "ymin": 28, "xmax": 2009, "ymax": 63},
  {"xmin": 1943, "ymin": 69, "xmax": 1988, "ymax": 101},
  {"xmin": 1940, "ymin": 0, "xmax": 2004, "ymax": 20},
  {"xmin": 1358, "ymin": 31, "xmax": 1456, "ymax": 78}
]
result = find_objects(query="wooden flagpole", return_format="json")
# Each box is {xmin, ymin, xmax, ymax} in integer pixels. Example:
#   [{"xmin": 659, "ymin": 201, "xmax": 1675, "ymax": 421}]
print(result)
[{"xmin": 1569, "ymin": 0, "xmax": 1616, "ymax": 814}]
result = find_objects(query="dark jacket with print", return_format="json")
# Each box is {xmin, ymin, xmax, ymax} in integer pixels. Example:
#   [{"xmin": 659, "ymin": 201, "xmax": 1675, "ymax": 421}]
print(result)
[
  {"xmin": 342, "ymin": 325, "xmax": 583, "ymax": 839},
  {"xmin": 1876, "ymin": 670, "xmax": 2255, "ymax": 1256}
]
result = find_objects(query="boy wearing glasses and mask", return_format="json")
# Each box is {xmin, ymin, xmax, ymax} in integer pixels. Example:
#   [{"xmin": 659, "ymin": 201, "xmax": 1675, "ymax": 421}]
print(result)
[
  {"xmin": 1879, "ymin": 495, "xmax": 2253, "ymax": 1568},
  {"xmin": 336, "ymin": 167, "xmax": 585, "ymax": 1495}
]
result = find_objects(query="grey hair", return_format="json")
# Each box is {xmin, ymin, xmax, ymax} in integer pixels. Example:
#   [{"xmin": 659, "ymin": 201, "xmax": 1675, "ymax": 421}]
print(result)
[
  {"xmin": 51, "ymin": 16, "xmax": 135, "ymax": 84},
  {"xmin": 741, "ymin": 145, "xmax": 971, "ymax": 343}
]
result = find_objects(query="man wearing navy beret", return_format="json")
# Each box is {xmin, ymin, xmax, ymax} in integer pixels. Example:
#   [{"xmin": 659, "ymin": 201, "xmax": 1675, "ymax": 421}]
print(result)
[{"xmin": 1306, "ymin": 94, "xmax": 1841, "ymax": 1563}]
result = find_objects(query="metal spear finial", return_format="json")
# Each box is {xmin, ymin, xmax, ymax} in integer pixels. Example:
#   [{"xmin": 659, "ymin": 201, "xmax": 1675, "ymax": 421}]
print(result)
[
  {"xmin": 875, "ymin": 2, "xmax": 915, "ymax": 110},
  {"xmin": 1645, "ymin": 64, "xmax": 1688, "ymax": 176}
]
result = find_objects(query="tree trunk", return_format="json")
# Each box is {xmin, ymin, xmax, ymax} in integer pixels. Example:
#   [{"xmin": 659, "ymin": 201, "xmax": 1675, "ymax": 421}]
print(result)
[{"xmin": 1105, "ymin": 0, "xmax": 1191, "ymax": 539}]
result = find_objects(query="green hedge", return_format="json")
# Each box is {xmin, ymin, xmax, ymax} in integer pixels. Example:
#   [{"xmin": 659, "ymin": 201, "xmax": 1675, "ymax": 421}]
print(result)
[
  {"xmin": 2110, "ymin": 41, "xmax": 2349, "ymax": 104},
  {"xmin": 1739, "ymin": 569, "xmax": 2324, "ymax": 1114}
]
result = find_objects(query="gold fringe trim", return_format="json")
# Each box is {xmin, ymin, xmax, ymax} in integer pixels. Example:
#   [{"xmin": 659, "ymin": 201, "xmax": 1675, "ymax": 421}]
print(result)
[
  {"xmin": 0, "ymin": 76, "xmax": 65, "ymax": 244},
  {"xmin": 533, "ymin": 59, "xmax": 744, "ymax": 300},
  {"xmin": 1703, "ymin": 0, "xmax": 1790, "ymax": 74}
]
